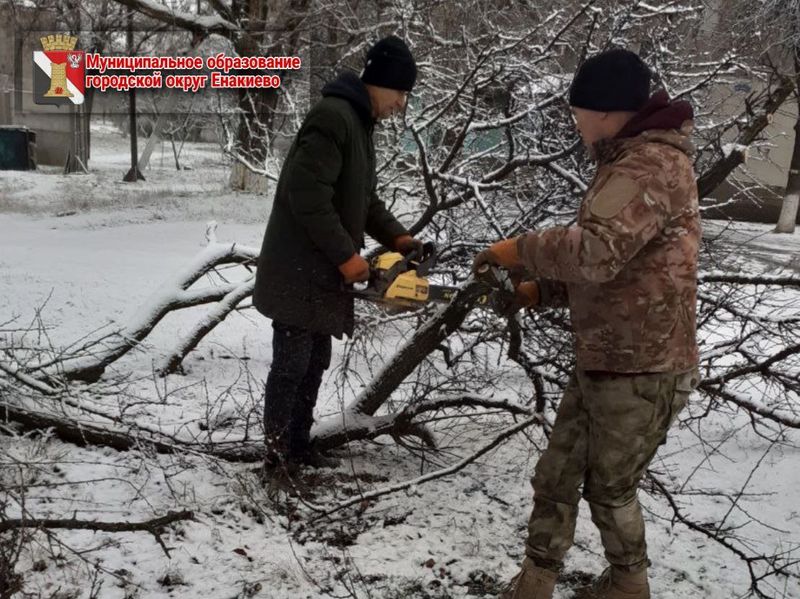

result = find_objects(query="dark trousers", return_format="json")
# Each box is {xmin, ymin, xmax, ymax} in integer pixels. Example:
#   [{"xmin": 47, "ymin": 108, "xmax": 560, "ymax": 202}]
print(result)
[{"xmin": 263, "ymin": 321, "xmax": 332, "ymax": 457}]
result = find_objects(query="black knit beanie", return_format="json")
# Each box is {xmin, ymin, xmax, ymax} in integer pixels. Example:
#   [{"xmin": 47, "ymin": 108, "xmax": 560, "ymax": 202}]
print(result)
[
  {"xmin": 361, "ymin": 35, "xmax": 417, "ymax": 92},
  {"xmin": 569, "ymin": 49, "xmax": 651, "ymax": 112}
]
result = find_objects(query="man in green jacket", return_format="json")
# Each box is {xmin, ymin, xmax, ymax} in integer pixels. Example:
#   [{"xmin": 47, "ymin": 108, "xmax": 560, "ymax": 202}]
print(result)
[{"xmin": 254, "ymin": 36, "xmax": 423, "ymax": 471}]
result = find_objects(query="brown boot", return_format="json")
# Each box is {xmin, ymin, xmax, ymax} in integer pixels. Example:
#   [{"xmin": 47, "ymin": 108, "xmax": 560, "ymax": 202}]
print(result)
[
  {"xmin": 572, "ymin": 565, "xmax": 650, "ymax": 599},
  {"xmin": 499, "ymin": 557, "xmax": 558, "ymax": 599}
]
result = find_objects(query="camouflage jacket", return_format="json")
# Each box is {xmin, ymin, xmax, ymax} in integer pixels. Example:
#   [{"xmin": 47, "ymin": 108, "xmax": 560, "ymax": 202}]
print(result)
[{"xmin": 518, "ymin": 118, "xmax": 700, "ymax": 373}]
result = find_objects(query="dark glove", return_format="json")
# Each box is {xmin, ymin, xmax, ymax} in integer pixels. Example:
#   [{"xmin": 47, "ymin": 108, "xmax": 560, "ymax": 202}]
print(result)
[
  {"xmin": 492, "ymin": 281, "xmax": 540, "ymax": 317},
  {"xmin": 394, "ymin": 234, "xmax": 425, "ymax": 257}
]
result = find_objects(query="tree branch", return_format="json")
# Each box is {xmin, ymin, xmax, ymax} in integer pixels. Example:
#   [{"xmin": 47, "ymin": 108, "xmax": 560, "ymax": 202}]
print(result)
[
  {"xmin": 0, "ymin": 511, "xmax": 195, "ymax": 558},
  {"xmin": 112, "ymin": 0, "xmax": 237, "ymax": 35},
  {"xmin": 697, "ymin": 75, "xmax": 794, "ymax": 199},
  {"xmin": 309, "ymin": 414, "xmax": 541, "ymax": 521}
]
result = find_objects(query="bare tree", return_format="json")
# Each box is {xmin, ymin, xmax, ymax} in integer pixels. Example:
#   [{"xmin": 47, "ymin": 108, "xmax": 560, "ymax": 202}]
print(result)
[
  {"xmin": 728, "ymin": 0, "xmax": 800, "ymax": 232},
  {"xmin": 2, "ymin": 1, "xmax": 800, "ymax": 596},
  {"xmin": 108, "ymin": 0, "xmax": 314, "ymax": 191}
]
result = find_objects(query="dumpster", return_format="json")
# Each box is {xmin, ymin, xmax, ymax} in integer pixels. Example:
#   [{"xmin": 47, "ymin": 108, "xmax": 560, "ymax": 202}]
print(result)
[{"xmin": 0, "ymin": 126, "xmax": 37, "ymax": 170}]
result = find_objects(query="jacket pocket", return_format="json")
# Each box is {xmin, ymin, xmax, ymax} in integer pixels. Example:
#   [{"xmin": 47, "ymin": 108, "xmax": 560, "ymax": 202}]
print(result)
[{"xmin": 631, "ymin": 373, "xmax": 676, "ymax": 440}]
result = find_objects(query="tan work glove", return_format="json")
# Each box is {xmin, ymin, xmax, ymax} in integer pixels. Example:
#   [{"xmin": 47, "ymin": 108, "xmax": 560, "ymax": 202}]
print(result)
[
  {"xmin": 472, "ymin": 237, "xmax": 523, "ymax": 273},
  {"xmin": 338, "ymin": 253, "xmax": 370, "ymax": 283}
]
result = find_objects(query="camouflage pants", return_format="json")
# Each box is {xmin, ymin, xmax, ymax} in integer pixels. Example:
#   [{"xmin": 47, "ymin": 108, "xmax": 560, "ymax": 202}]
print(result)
[{"xmin": 525, "ymin": 368, "xmax": 699, "ymax": 572}]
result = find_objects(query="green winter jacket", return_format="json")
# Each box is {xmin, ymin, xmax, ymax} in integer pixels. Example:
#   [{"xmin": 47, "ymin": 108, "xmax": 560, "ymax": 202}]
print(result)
[{"xmin": 253, "ymin": 72, "xmax": 408, "ymax": 338}]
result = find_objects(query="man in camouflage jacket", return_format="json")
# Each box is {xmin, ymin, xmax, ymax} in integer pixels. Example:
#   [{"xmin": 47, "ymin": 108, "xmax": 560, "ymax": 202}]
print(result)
[{"xmin": 474, "ymin": 49, "xmax": 701, "ymax": 599}]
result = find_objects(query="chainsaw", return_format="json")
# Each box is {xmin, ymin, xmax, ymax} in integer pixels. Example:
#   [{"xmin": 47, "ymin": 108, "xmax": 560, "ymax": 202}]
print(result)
[{"xmin": 349, "ymin": 242, "xmax": 516, "ymax": 312}]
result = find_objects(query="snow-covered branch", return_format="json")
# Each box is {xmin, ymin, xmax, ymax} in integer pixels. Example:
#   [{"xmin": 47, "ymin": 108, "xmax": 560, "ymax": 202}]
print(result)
[
  {"xmin": 112, "ymin": 0, "xmax": 237, "ymax": 35},
  {"xmin": 32, "ymin": 235, "xmax": 258, "ymax": 382}
]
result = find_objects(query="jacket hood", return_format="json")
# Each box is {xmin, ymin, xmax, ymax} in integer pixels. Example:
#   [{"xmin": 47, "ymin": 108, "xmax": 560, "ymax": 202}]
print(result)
[
  {"xmin": 321, "ymin": 71, "xmax": 373, "ymax": 126},
  {"xmin": 616, "ymin": 89, "xmax": 693, "ymax": 140},
  {"xmin": 594, "ymin": 90, "xmax": 695, "ymax": 163}
]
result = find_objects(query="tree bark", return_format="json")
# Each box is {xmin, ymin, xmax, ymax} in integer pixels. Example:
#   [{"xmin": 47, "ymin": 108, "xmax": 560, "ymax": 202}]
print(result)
[
  {"xmin": 1, "ymin": 400, "xmax": 263, "ymax": 462},
  {"xmin": 0, "ymin": 511, "xmax": 194, "ymax": 534},
  {"xmin": 775, "ymin": 55, "xmax": 800, "ymax": 233},
  {"xmin": 698, "ymin": 75, "xmax": 794, "ymax": 199},
  {"xmin": 0, "ymin": 511, "xmax": 194, "ymax": 558},
  {"xmin": 349, "ymin": 280, "xmax": 493, "ymax": 418},
  {"xmin": 228, "ymin": 0, "xmax": 312, "ymax": 192}
]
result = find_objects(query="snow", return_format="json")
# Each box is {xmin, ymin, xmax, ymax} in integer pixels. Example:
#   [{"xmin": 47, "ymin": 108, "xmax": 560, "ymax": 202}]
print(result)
[
  {"xmin": 133, "ymin": 0, "xmax": 237, "ymax": 32},
  {"xmin": 703, "ymin": 219, "xmax": 800, "ymax": 273},
  {"xmin": 722, "ymin": 142, "xmax": 749, "ymax": 161},
  {"xmin": 1, "ymin": 126, "xmax": 799, "ymax": 598}
]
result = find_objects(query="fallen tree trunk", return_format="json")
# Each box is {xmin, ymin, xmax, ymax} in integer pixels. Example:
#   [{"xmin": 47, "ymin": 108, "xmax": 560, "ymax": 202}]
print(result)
[
  {"xmin": 347, "ymin": 279, "xmax": 491, "ymax": 417},
  {"xmin": 27, "ymin": 234, "xmax": 258, "ymax": 383},
  {"xmin": 312, "ymin": 278, "xmax": 498, "ymax": 449},
  {"xmin": 157, "ymin": 278, "xmax": 256, "ymax": 375},
  {"xmin": 0, "ymin": 400, "xmax": 263, "ymax": 462}
]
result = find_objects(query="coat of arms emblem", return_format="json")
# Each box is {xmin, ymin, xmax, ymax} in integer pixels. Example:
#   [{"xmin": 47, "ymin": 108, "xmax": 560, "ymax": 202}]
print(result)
[{"xmin": 33, "ymin": 34, "xmax": 85, "ymax": 106}]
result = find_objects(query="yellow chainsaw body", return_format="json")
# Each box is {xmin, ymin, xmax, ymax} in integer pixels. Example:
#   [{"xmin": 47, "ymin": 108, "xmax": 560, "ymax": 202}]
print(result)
[
  {"xmin": 358, "ymin": 248, "xmax": 504, "ymax": 312},
  {"xmin": 372, "ymin": 252, "xmax": 430, "ymax": 303},
  {"xmin": 387, "ymin": 271, "xmax": 430, "ymax": 303},
  {"xmin": 373, "ymin": 252, "xmax": 405, "ymax": 270}
]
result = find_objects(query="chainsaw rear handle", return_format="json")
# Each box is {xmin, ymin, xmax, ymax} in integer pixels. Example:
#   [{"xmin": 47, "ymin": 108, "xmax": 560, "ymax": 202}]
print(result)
[
  {"xmin": 402, "ymin": 241, "xmax": 437, "ymax": 276},
  {"xmin": 403, "ymin": 240, "xmax": 437, "ymax": 262}
]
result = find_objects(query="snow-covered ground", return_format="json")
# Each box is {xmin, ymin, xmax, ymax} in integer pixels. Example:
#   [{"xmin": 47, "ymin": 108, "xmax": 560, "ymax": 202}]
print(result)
[
  {"xmin": 1, "ymin": 126, "xmax": 799, "ymax": 599},
  {"xmin": 703, "ymin": 219, "xmax": 800, "ymax": 274},
  {"xmin": 0, "ymin": 123, "xmax": 271, "ymax": 225}
]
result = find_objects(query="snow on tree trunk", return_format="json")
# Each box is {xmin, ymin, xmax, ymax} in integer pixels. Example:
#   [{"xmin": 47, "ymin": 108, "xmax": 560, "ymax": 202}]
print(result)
[
  {"xmin": 313, "ymin": 279, "xmax": 495, "ymax": 450},
  {"xmin": 35, "ymin": 228, "xmax": 258, "ymax": 383},
  {"xmin": 776, "ymin": 193, "xmax": 799, "ymax": 233},
  {"xmin": 229, "ymin": 161, "xmax": 272, "ymax": 194},
  {"xmin": 776, "ymin": 73, "xmax": 800, "ymax": 233},
  {"xmin": 157, "ymin": 277, "xmax": 256, "ymax": 375}
]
